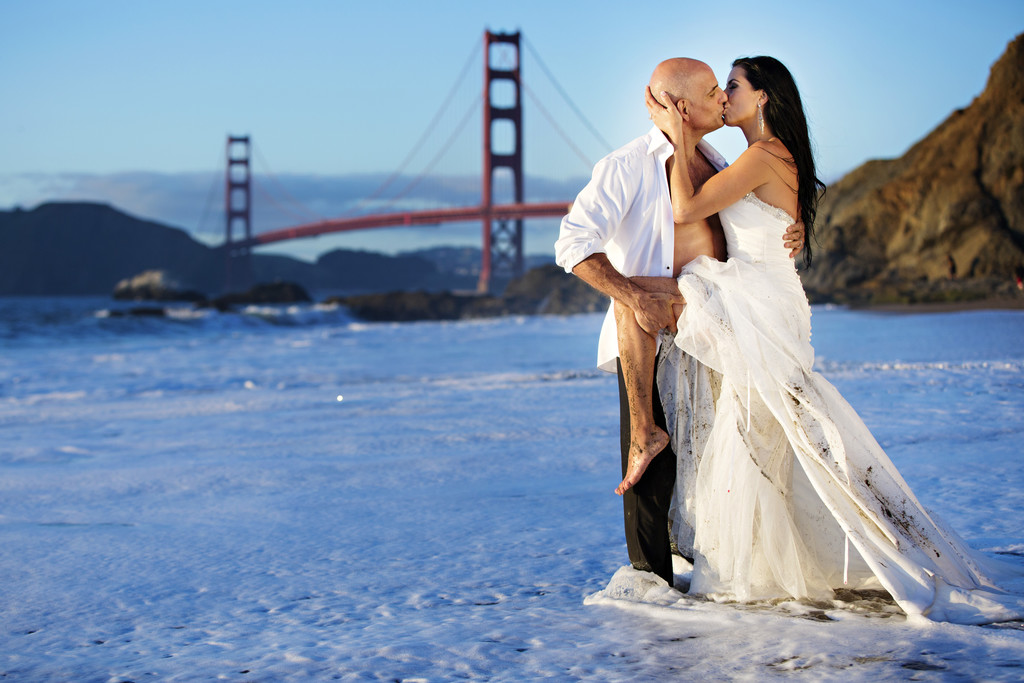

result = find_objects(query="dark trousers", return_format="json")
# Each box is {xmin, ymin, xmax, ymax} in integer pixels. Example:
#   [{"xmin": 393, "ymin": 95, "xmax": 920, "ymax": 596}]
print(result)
[{"xmin": 616, "ymin": 357, "xmax": 676, "ymax": 586}]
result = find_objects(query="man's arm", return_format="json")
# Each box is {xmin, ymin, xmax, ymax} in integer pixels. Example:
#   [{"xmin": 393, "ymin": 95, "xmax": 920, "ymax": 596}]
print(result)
[
  {"xmin": 572, "ymin": 254, "xmax": 682, "ymax": 335},
  {"xmin": 555, "ymin": 151, "xmax": 682, "ymax": 334}
]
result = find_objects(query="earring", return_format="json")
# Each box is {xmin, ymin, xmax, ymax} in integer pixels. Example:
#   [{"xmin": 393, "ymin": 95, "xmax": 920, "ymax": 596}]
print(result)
[{"xmin": 757, "ymin": 102, "xmax": 764, "ymax": 136}]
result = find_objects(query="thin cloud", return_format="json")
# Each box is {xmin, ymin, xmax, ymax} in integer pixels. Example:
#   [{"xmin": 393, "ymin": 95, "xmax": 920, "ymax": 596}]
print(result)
[{"xmin": 0, "ymin": 171, "xmax": 585, "ymax": 256}]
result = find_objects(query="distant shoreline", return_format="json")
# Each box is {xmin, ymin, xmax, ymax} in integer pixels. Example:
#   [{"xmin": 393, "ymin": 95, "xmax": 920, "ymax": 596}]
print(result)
[{"xmin": 853, "ymin": 297, "xmax": 1024, "ymax": 314}]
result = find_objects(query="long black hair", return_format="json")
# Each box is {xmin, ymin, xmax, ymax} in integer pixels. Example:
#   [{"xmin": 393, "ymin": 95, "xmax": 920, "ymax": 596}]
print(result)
[{"xmin": 732, "ymin": 56, "xmax": 825, "ymax": 268}]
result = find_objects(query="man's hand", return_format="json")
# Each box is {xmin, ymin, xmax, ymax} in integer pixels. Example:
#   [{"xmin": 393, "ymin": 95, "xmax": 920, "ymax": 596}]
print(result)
[
  {"xmin": 570, "ymin": 256, "xmax": 683, "ymax": 334},
  {"xmin": 628, "ymin": 280, "xmax": 684, "ymax": 335},
  {"xmin": 645, "ymin": 86, "xmax": 685, "ymax": 148},
  {"xmin": 784, "ymin": 219, "xmax": 806, "ymax": 259}
]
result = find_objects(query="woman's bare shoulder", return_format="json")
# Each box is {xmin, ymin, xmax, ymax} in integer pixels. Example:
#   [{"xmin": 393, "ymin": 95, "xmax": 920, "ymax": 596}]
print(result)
[
  {"xmin": 746, "ymin": 139, "xmax": 797, "ymax": 193},
  {"xmin": 748, "ymin": 138, "xmax": 793, "ymax": 164}
]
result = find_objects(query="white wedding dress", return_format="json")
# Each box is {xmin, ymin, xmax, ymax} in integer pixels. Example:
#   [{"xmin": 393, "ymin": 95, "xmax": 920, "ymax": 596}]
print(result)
[{"xmin": 655, "ymin": 192, "xmax": 1024, "ymax": 624}]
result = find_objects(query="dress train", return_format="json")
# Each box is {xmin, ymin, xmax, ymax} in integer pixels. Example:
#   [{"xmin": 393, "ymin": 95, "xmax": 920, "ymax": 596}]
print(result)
[{"xmin": 657, "ymin": 194, "xmax": 1024, "ymax": 624}]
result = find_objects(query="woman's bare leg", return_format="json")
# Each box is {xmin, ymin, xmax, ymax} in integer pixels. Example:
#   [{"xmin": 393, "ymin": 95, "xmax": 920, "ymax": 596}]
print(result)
[{"xmin": 614, "ymin": 299, "xmax": 671, "ymax": 496}]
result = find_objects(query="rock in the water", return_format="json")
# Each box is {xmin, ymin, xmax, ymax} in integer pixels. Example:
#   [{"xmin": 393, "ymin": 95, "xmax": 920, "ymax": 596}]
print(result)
[
  {"xmin": 105, "ymin": 306, "xmax": 167, "ymax": 318},
  {"xmin": 502, "ymin": 264, "xmax": 609, "ymax": 315},
  {"xmin": 331, "ymin": 290, "xmax": 506, "ymax": 321},
  {"xmin": 331, "ymin": 264, "xmax": 610, "ymax": 322},
  {"xmin": 209, "ymin": 281, "xmax": 312, "ymax": 309},
  {"xmin": 113, "ymin": 270, "xmax": 206, "ymax": 302}
]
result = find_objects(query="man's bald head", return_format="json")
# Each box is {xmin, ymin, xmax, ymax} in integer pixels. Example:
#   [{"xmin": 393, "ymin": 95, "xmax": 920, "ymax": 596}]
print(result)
[{"xmin": 649, "ymin": 58, "xmax": 715, "ymax": 106}]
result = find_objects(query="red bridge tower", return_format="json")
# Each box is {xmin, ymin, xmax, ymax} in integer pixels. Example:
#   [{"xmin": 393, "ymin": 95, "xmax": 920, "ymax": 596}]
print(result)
[
  {"xmin": 480, "ymin": 30, "xmax": 524, "ymax": 292},
  {"xmin": 225, "ymin": 135, "xmax": 253, "ymax": 292}
]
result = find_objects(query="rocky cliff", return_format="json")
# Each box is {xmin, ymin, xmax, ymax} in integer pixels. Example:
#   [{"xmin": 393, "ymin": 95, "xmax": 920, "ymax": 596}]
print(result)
[{"xmin": 801, "ymin": 33, "xmax": 1024, "ymax": 304}]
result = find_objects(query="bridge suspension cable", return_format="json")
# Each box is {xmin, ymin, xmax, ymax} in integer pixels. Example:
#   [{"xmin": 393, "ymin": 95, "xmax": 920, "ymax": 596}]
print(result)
[
  {"xmin": 522, "ymin": 82, "xmax": 594, "ymax": 172},
  {"xmin": 195, "ymin": 151, "xmax": 225, "ymax": 239},
  {"xmin": 252, "ymin": 140, "xmax": 324, "ymax": 223},
  {"xmin": 251, "ymin": 179, "xmax": 314, "ymax": 226},
  {"xmin": 521, "ymin": 36, "xmax": 613, "ymax": 156},
  {"xmin": 342, "ymin": 39, "xmax": 483, "ymax": 217},
  {"xmin": 386, "ymin": 98, "xmax": 481, "ymax": 205}
]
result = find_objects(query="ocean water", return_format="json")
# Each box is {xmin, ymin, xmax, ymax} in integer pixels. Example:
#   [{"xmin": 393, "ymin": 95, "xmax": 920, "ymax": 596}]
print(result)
[{"xmin": 1, "ymin": 297, "xmax": 1023, "ymax": 681}]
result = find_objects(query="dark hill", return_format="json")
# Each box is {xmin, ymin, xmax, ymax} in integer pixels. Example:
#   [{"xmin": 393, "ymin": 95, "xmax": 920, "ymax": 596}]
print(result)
[
  {"xmin": 0, "ymin": 202, "xmax": 222, "ymax": 296},
  {"xmin": 316, "ymin": 249, "xmax": 441, "ymax": 291},
  {"xmin": 0, "ymin": 202, "xmax": 478, "ymax": 297}
]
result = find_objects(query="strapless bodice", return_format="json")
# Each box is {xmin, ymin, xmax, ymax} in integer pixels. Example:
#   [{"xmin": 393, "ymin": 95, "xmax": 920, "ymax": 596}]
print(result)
[{"xmin": 718, "ymin": 193, "xmax": 798, "ymax": 272}]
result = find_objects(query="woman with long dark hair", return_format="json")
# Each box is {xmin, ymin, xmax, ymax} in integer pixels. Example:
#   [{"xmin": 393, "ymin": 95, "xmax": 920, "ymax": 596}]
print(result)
[{"xmin": 614, "ymin": 56, "xmax": 1024, "ymax": 623}]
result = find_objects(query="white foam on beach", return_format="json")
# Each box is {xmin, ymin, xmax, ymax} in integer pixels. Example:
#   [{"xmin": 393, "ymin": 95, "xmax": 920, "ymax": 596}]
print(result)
[{"xmin": 0, "ymin": 306, "xmax": 1022, "ymax": 680}]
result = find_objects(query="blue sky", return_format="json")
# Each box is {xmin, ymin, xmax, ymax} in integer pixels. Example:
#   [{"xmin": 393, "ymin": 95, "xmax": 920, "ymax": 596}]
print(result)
[{"xmin": 1, "ymin": 0, "xmax": 1021, "ymax": 260}]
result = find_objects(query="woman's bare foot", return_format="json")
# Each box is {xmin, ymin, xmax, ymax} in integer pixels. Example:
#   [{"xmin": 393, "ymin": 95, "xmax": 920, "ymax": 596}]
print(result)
[{"xmin": 615, "ymin": 426, "xmax": 670, "ymax": 495}]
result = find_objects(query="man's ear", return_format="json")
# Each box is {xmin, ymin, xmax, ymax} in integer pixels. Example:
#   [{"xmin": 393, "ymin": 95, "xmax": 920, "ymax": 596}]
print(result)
[{"xmin": 676, "ymin": 98, "xmax": 690, "ymax": 122}]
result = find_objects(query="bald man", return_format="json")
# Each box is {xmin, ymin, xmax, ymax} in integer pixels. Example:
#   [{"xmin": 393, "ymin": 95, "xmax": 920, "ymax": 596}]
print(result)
[{"xmin": 554, "ymin": 58, "xmax": 802, "ymax": 587}]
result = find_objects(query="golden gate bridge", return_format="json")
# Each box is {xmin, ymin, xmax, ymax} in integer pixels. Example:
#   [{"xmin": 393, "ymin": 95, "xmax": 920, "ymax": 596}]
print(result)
[{"xmin": 220, "ymin": 30, "xmax": 610, "ymax": 294}]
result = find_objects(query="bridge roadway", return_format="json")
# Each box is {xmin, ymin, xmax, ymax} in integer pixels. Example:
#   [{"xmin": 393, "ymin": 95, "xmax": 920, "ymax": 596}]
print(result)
[{"xmin": 235, "ymin": 201, "xmax": 572, "ymax": 248}]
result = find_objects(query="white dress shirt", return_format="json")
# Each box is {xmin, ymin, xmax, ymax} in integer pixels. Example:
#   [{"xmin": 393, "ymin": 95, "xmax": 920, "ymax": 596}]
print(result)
[{"xmin": 554, "ymin": 126, "xmax": 727, "ymax": 372}]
